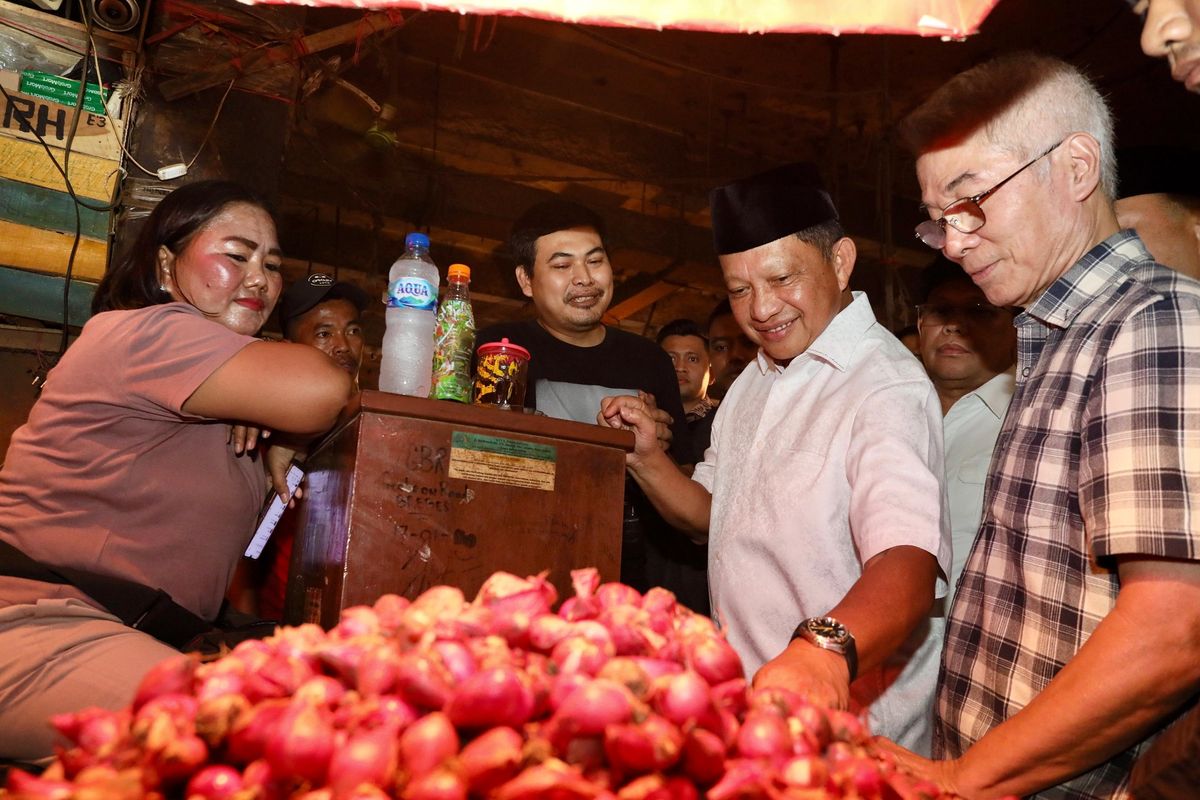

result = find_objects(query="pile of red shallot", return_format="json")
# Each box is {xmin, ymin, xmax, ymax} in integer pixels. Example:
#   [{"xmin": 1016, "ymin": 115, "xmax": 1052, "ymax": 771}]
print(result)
[{"xmin": 3, "ymin": 569, "xmax": 958, "ymax": 800}]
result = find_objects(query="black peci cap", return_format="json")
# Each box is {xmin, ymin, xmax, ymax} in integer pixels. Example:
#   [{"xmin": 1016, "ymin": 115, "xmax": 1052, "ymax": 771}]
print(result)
[
  {"xmin": 709, "ymin": 162, "xmax": 839, "ymax": 256},
  {"xmin": 278, "ymin": 273, "xmax": 369, "ymax": 330}
]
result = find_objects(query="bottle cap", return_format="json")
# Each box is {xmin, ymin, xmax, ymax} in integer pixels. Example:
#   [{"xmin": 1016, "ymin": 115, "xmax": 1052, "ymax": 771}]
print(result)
[
  {"xmin": 475, "ymin": 337, "xmax": 531, "ymax": 361},
  {"xmin": 447, "ymin": 263, "xmax": 471, "ymax": 281},
  {"xmin": 405, "ymin": 232, "xmax": 430, "ymax": 249}
]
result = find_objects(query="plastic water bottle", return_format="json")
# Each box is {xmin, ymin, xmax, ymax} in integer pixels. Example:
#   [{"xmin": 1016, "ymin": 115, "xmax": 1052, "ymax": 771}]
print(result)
[
  {"xmin": 379, "ymin": 232, "xmax": 439, "ymax": 396},
  {"xmin": 431, "ymin": 263, "xmax": 476, "ymax": 402}
]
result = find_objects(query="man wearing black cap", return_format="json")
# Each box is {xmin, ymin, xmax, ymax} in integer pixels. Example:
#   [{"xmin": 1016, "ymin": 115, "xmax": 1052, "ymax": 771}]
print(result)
[
  {"xmin": 277, "ymin": 273, "xmax": 369, "ymax": 389},
  {"xmin": 1115, "ymin": 146, "xmax": 1200, "ymax": 280},
  {"xmin": 602, "ymin": 163, "xmax": 949, "ymax": 752}
]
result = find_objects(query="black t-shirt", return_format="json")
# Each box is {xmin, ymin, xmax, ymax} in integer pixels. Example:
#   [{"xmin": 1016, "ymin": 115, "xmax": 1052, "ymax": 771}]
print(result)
[{"xmin": 475, "ymin": 320, "xmax": 709, "ymax": 614}]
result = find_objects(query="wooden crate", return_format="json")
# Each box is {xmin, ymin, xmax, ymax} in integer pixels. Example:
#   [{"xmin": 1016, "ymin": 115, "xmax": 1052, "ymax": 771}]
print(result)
[{"xmin": 285, "ymin": 392, "xmax": 634, "ymax": 628}]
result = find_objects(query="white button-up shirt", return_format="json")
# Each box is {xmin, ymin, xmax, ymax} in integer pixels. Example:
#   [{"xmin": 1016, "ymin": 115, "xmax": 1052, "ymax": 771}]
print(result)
[
  {"xmin": 693, "ymin": 292, "xmax": 951, "ymax": 752},
  {"xmin": 942, "ymin": 369, "xmax": 1015, "ymax": 606}
]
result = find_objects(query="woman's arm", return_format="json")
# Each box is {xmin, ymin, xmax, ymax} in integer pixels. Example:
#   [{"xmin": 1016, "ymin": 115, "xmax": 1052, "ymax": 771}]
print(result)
[{"xmin": 183, "ymin": 340, "xmax": 353, "ymax": 435}]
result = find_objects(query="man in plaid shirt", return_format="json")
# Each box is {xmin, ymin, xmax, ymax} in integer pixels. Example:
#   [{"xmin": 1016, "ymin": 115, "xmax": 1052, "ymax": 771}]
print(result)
[{"xmin": 878, "ymin": 53, "xmax": 1200, "ymax": 798}]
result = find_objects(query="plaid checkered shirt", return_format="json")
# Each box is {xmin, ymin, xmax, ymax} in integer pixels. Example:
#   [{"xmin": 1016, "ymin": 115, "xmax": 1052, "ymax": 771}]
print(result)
[{"xmin": 934, "ymin": 231, "xmax": 1200, "ymax": 799}]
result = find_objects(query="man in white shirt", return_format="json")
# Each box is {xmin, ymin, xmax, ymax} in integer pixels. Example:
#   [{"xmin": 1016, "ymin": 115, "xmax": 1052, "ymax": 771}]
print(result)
[
  {"xmin": 601, "ymin": 163, "xmax": 951, "ymax": 753},
  {"xmin": 916, "ymin": 259, "xmax": 1016, "ymax": 605}
]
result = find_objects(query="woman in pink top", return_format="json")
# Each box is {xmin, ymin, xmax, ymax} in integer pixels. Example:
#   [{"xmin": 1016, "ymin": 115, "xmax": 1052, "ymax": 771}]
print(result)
[{"xmin": 0, "ymin": 181, "xmax": 353, "ymax": 762}]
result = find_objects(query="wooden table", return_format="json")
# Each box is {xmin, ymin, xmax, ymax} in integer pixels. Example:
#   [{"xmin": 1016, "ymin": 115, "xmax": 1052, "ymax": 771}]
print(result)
[{"xmin": 285, "ymin": 391, "xmax": 634, "ymax": 627}]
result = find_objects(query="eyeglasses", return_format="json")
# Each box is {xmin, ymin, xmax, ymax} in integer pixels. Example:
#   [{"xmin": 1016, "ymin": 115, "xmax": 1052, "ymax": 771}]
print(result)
[
  {"xmin": 915, "ymin": 301, "xmax": 1009, "ymax": 328},
  {"xmin": 914, "ymin": 139, "xmax": 1064, "ymax": 249}
]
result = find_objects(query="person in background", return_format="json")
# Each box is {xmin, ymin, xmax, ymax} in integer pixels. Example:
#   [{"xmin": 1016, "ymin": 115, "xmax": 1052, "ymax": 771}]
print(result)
[
  {"xmin": 705, "ymin": 298, "xmax": 757, "ymax": 401},
  {"xmin": 1113, "ymin": 146, "xmax": 1200, "ymax": 280},
  {"xmin": 1134, "ymin": 0, "xmax": 1200, "ymax": 93},
  {"xmin": 884, "ymin": 52, "xmax": 1200, "ymax": 798},
  {"xmin": 602, "ymin": 162, "xmax": 950, "ymax": 753},
  {"xmin": 249, "ymin": 273, "xmax": 370, "ymax": 622},
  {"xmin": 0, "ymin": 180, "xmax": 352, "ymax": 762},
  {"xmin": 895, "ymin": 324, "xmax": 922, "ymax": 361},
  {"xmin": 280, "ymin": 273, "xmax": 369, "ymax": 389},
  {"xmin": 916, "ymin": 259, "xmax": 1016, "ymax": 605},
  {"xmin": 474, "ymin": 200, "xmax": 707, "ymax": 613},
  {"xmin": 656, "ymin": 318, "xmax": 718, "ymax": 455}
]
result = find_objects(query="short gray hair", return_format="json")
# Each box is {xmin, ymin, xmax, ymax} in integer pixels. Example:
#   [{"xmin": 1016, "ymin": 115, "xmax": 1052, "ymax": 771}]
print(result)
[{"xmin": 901, "ymin": 52, "xmax": 1117, "ymax": 198}]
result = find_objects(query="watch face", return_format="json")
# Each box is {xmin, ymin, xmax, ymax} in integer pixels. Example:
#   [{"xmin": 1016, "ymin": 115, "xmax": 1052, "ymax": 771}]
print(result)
[{"xmin": 809, "ymin": 617, "xmax": 848, "ymax": 643}]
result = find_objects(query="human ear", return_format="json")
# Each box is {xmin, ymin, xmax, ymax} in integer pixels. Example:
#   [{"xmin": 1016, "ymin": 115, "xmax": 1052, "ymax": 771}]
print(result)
[
  {"xmin": 1063, "ymin": 132, "xmax": 1103, "ymax": 202},
  {"xmin": 831, "ymin": 237, "xmax": 857, "ymax": 291},
  {"xmin": 515, "ymin": 265, "xmax": 534, "ymax": 299}
]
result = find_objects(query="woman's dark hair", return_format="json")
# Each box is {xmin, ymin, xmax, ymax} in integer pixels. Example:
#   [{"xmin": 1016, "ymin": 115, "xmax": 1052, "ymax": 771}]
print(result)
[{"xmin": 92, "ymin": 180, "xmax": 274, "ymax": 314}]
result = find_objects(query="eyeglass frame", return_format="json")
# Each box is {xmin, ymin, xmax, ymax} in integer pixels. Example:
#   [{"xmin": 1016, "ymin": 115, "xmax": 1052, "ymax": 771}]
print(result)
[
  {"xmin": 914, "ymin": 138, "xmax": 1065, "ymax": 249},
  {"xmin": 914, "ymin": 301, "xmax": 1011, "ymax": 328}
]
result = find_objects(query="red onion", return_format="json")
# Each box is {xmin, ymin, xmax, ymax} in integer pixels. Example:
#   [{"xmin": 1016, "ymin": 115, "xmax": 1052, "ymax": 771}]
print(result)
[
  {"xmin": 394, "ymin": 652, "xmax": 454, "ymax": 710},
  {"xmin": 629, "ymin": 657, "xmax": 683, "ymax": 681},
  {"xmin": 372, "ymin": 594, "xmax": 410, "ymax": 633},
  {"xmin": 356, "ymin": 644, "xmax": 401, "ymax": 697},
  {"xmin": 458, "ymin": 726, "xmax": 524, "ymax": 794},
  {"xmin": 476, "ymin": 572, "xmax": 558, "ymax": 621},
  {"xmin": 338, "ymin": 694, "xmax": 420, "ymax": 733},
  {"xmin": 547, "ymin": 671, "xmax": 592, "ymax": 713},
  {"xmin": 736, "ymin": 709, "xmax": 793, "ymax": 760},
  {"xmin": 404, "ymin": 586, "xmax": 467, "ymax": 633},
  {"xmin": 196, "ymin": 670, "xmax": 245, "ymax": 703},
  {"xmin": 468, "ymin": 634, "xmax": 515, "ymax": 670},
  {"xmin": 610, "ymin": 773, "xmax": 663, "ymax": 800},
  {"xmin": 265, "ymin": 702, "xmax": 335, "ymax": 784},
  {"xmin": 294, "ymin": 675, "xmax": 347, "ymax": 708},
  {"xmin": 70, "ymin": 708, "xmax": 128, "ymax": 756},
  {"xmin": 527, "ymin": 613, "xmax": 574, "ymax": 651},
  {"xmin": 639, "ymin": 588, "xmax": 677, "ymax": 634},
  {"xmin": 779, "ymin": 754, "xmax": 827, "ymax": 790},
  {"xmin": 493, "ymin": 759, "xmax": 599, "ymax": 800},
  {"xmin": 570, "ymin": 621, "xmax": 617, "ymax": 653},
  {"xmin": 244, "ymin": 653, "xmax": 316, "ymax": 703},
  {"xmin": 680, "ymin": 727, "xmax": 726, "ymax": 786},
  {"xmin": 791, "ymin": 703, "xmax": 832, "ymax": 754},
  {"xmin": 226, "ymin": 699, "xmax": 290, "ymax": 765},
  {"xmin": 557, "ymin": 596, "xmax": 600, "ymax": 622},
  {"xmin": 333, "ymin": 606, "xmax": 381, "ymax": 640},
  {"xmin": 195, "ymin": 692, "xmax": 251, "ymax": 746},
  {"xmin": 185, "ymin": 764, "xmax": 244, "ymax": 800},
  {"xmin": 653, "ymin": 670, "xmax": 714, "ymax": 727},
  {"xmin": 748, "ymin": 685, "xmax": 803, "ymax": 717},
  {"xmin": 603, "ymin": 713, "xmax": 682, "ymax": 775},
  {"xmin": 404, "ymin": 767, "xmax": 467, "ymax": 800},
  {"xmin": 4, "ymin": 769, "xmax": 74, "ymax": 800},
  {"xmin": 151, "ymin": 733, "xmax": 208, "ymax": 784},
  {"xmin": 710, "ymin": 678, "xmax": 749, "ymax": 717},
  {"xmin": 685, "ymin": 636, "xmax": 743, "ymax": 685},
  {"xmin": 133, "ymin": 656, "xmax": 198, "ymax": 711},
  {"xmin": 431, "ymin": 640, "xmax": 478, "ymax": 683},
  {"xmin": 705, "ymin": 759, "xmax": 774, "ymax": 800},
  {"xmin": 597, "ymin": 607, "xmax": 654, "ymax": 656},
  {"xmin": 843, "ymin": 756, "xmax": 886, "ymax": 797},
  {"xmin": 398, "ymin": 712, "xmax": 458, "ymax": 779},
  {"xmin": 327, "ymin": 724, "xmax": 398, "ymax": 798},
  {"xmin": 552, "ymin": 679, "xmax": 635, "ymax": 737},
  {"xmin": 828, "ymin": 709, "xmax": 868, "ymax": 744},
  {"xmin": 664, "ymin": 776, "xmax": 701, "ymax": 800},
  {"xmin": 595, "ymin": 582, "xmax": 641, "ymax": 609},
  {"xmin": 551, "ymin": 637, "xmax": 608, "ymax": 676},
  {"xmin": 570, "ymin": 568, "xmax": 601, "ymax": 599},
  {"xmin": 444, "ymin": 666, "xmax": 534, "ymax": 729},
  {"xmin": 595, "ymin": 657, "xmax": 652, "ymax": 699}
]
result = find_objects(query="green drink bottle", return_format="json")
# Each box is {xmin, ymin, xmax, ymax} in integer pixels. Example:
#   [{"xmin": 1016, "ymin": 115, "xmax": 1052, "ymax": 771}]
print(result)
[{"xmin": 431, "ymin": 263, "xmax": 476, "ymax": 402}]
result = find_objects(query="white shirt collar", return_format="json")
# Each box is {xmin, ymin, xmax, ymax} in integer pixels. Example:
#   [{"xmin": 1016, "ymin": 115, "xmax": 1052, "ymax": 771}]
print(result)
[{"xmin": 754, "ymin": 291, "xmax": 875, "ymax": 375}]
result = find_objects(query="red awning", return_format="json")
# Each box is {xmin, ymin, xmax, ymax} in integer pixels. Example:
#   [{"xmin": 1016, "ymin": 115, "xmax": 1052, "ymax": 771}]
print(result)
[{"xmin": 240, "ymin": 0, "xmax": 1001, "ymax": 37}]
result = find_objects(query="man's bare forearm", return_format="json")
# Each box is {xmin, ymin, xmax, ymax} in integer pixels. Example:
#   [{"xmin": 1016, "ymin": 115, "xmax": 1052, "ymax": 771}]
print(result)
[{"xmin": 954, "ymin": 559, "xmax": 1200, "ymax": 798}]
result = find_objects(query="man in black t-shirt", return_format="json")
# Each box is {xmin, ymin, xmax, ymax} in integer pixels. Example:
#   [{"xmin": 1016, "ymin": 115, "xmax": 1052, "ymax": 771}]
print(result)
[{"xmin": 476, "ymin": 200, "xmax": 705, "ymax": 614}]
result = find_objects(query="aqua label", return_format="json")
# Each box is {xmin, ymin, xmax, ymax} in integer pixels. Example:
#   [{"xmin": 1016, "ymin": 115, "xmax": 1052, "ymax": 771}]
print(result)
[{"xmin": 387, "ymin": 277, "xmax": 437, "ymax": 311}]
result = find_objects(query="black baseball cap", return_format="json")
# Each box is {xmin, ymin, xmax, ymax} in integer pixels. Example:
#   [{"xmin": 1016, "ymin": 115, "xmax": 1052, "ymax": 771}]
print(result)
[{"xmin": 277, "ymin": 273, "xmax": 369, "ymax": 331}]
